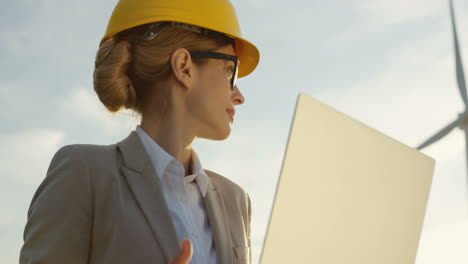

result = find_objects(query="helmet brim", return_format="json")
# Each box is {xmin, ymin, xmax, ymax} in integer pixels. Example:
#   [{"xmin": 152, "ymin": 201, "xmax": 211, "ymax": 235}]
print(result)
[{"xmin": 234, "ymin": 36, "xmax": 260, "ymax": 78}]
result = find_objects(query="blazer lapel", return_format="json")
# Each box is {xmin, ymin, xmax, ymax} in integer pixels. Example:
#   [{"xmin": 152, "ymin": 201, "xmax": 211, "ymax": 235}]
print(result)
[
  {"xmin": 203, "ymin": 172, "xmax": 233, "ymax": 263},
  {"xmin": 117, "ymin": 131, "xmax": 180, "ymax": 262}
]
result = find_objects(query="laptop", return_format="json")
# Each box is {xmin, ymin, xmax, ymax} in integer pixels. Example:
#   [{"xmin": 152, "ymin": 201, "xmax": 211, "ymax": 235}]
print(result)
[{"xmin": 259, "ymin": 93, "xmax": 435, "ymax": 264}]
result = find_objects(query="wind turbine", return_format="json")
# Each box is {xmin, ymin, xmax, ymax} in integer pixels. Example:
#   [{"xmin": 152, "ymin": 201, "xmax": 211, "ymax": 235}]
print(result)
[{"xmin": 415, "ymin": 0, "xmax": 468, "ymax": 187}]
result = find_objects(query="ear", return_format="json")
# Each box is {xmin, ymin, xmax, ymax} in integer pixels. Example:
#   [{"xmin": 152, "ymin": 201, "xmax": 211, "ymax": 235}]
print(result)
[{"xmin": 170, "ymin": 48, "xmax": 194, "ymax": 90}]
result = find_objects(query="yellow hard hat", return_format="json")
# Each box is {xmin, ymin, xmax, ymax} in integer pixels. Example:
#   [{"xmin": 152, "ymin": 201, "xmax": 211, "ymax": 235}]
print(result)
[{"xmin": 101, "ymin": 0, "xmax": 260, "ymax": 78}]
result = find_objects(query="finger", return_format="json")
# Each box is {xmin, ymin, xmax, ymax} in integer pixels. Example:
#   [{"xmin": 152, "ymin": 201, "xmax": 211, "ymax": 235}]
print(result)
[
  {"xmin": 182, "ymin": 239, "xmax": 193, "ymax": 261},
  {"xmin": 170, "ymin": 239, "xmax": 193, "ymax": 264}
]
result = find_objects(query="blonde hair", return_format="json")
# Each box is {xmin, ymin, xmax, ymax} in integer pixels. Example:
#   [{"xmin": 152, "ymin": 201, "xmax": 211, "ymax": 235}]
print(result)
[{"xmin": 93, "ymin": 22, "xmax": 234, "ymax": 115}]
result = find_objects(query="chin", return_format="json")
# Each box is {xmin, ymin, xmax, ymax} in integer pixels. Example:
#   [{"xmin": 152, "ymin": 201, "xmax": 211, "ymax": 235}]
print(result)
[
  {"xmin": 203, "ymin": 123, "xmax": 232, "ymax": 141},
  {"xmin": 213, "ymin": 126, "xmax": 232, "ymax": 140}
]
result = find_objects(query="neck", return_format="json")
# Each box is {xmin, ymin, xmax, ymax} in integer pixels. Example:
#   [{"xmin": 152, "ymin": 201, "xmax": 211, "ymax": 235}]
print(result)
[{"xmin": 140, "ymin": 111, "xmax": 196, "ymax": 177}]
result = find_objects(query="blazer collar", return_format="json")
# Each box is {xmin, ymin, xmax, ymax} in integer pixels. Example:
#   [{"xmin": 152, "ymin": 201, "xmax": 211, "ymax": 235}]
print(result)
[
  {"xmin": 204, "ymin": 170, "xmax": 234, "ymax": 263},
  {"xmin": 117, "ymin": 131, "xmax": 233, "ymax": 263},
  {"xmin": 117, "ymin": 130, "xmax": 180, "ymax": 262}
]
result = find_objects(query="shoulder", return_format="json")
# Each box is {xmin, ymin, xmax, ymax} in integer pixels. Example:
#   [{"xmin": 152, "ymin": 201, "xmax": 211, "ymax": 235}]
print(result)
[
  {"xmin": 50, "ymin": 143, "xmax": 119, "ymax": 170},
  {"xmin": 40, "ymin": 143, "xmax": 119, "ymax": 190},
  {"xmin": 33, "ymin": 143, "xmax": 122, "ymax": 212},
  {"xmin": 57, "ymin": 143, "xmax": 117, "ymax": 158}
]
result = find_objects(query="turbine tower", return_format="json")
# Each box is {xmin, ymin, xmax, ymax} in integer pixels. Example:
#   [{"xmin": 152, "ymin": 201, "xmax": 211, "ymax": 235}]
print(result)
[{"xmin": 416, "ymin": 0, "xmax": 468, "ymax": 194}]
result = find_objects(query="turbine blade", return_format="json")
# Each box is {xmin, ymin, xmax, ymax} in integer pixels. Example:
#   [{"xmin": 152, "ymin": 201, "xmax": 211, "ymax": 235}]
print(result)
[
  {"xmin": 450, "ymin": 0, "xmax": 468, "ymax": 107},
  {"xmin": 416, "ymin": 116, "xmax": 461, "ymax": 150},
  {"xmin": 464, "ymin": 128, "xmax": 468, "ymax": 198}
]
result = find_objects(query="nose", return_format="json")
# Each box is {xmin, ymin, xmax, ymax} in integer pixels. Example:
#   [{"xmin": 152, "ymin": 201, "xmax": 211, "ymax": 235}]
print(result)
[{"xmin": 231, "ymin": 85, "xmax": 245, "ymax": 105}]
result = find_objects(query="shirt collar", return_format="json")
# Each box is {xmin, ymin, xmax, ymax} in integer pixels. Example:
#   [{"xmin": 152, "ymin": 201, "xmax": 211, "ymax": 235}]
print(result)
[
  {"xmin": 135, "ymin": 125, "xmax": 175, "ymax": 181},
  {"xmin": 188, "ymin": 148, "xmax": 209, "ymax": 197},
  {"xmin": 135, "ymin": 125, "xmax": 209, "ymax": 197}
]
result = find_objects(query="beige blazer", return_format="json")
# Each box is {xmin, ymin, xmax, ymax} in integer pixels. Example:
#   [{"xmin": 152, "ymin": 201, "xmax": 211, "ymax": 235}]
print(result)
[{"xmin": 20, "ymin": 131, "xmax": 252, "ymax": 264}]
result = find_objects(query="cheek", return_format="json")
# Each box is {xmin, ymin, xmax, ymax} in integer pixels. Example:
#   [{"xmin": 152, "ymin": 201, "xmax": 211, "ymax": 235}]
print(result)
[
  {"xmin": 199, "ymin": 68, "xmax": 231, "ymax": 100},
  {"xmin": 189, "ymin": 73, "xmax": 230, "ymax": 125},
  {"xmin": 187, "ymin": 72, "xmax": 232, "ymax": 139},
  {"xmin": 204, "ymin": 64, "xmax": 231, "ymax": 89},
  {"xmin": 188, "ymin": 74, "xmax": 221, "ymax": 114}
]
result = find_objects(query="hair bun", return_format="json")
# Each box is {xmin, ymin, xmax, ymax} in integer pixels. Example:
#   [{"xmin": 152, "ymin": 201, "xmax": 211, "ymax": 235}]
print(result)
[{"xmin": 93, "ymin": 37, "xmax": 136, "ymax": 112}]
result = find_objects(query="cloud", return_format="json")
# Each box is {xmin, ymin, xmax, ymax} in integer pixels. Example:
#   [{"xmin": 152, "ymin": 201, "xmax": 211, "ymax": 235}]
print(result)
[
  {"xmin": 0, "ymin": 128, "xmax": 65, "ymax": 185},
  {"xmin": 362, "ymin": 0, "xmax": 445, "ymax": 25},
  {"xmin": 317, "ymin": 22, "xmax": 465, "ymax": 148},
  {"xmin": 60, "ymin": 86, "xmax": 140, "ymax": 141}
]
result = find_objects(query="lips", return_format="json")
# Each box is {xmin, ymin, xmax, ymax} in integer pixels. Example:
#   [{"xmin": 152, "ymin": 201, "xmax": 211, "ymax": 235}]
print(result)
[{"xmin": 226, "ymin": 108, "xmax": 236, "ymax": 121}]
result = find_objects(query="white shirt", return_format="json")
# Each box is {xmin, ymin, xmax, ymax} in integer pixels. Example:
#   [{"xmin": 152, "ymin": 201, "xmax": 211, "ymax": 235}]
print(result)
[{"xmin": 135, "ymin": 126, "xmax": 217, "ymax": 264}]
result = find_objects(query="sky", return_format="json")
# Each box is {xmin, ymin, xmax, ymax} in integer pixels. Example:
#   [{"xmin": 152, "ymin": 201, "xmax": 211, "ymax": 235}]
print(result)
[{"xmin": 1, "ymin": 0, "xmax": 468, "ymax": 263}]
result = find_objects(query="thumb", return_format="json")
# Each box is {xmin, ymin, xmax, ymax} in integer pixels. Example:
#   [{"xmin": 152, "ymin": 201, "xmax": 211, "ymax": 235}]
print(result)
[{"xmin": 171, "ymin": 239, "xmax": 193, "ymax": 264}]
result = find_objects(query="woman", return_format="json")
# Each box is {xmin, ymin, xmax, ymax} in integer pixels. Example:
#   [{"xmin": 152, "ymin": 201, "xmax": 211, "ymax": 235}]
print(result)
[{"xmin": 19, "ymin": 0, "xmax": 260, "ymax": 263}]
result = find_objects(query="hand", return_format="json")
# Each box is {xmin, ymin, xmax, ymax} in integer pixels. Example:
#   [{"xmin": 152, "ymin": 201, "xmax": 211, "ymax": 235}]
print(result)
[{"xmin": 170, "ymin": 238, "xmax": 193, "ymax": 264}]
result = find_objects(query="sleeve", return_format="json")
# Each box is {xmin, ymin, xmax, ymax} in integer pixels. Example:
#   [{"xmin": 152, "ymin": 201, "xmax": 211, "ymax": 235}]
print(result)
[{"xmin": 19, "ymin": 145, "xmax": 93, "ymax": 264}]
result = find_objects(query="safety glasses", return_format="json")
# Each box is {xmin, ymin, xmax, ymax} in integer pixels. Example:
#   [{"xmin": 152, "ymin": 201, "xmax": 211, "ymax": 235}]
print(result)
[{"xmin": 190, "ymin": 51, "xmax": 239, "ymax": 91}]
